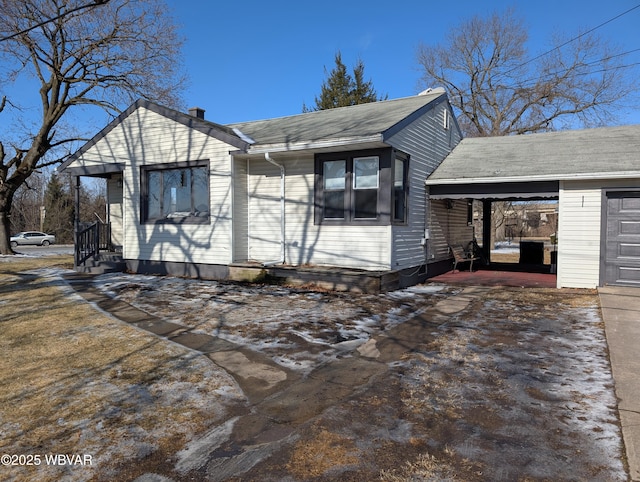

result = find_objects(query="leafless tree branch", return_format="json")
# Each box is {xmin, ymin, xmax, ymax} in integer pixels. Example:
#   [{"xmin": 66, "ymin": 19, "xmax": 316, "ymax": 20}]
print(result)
[
  {"xmin": 0, "ymin": 0, "xmax": 187, "ymax": 253},
  {"xmin": 416, "ymin": 9, "xmax": 639, "ymax": 137}
]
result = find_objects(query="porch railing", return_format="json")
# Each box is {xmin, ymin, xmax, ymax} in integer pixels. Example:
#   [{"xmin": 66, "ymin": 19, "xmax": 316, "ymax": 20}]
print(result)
[{"xmin": 75, "ymin": 222, "xmax": 111, "ymax": 266}]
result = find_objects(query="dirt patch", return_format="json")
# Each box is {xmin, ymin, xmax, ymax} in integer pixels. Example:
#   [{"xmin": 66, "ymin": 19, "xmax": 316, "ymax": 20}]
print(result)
[{"xmin": 96, "ymin": 274, "xmax": 451, "ymax": 374}]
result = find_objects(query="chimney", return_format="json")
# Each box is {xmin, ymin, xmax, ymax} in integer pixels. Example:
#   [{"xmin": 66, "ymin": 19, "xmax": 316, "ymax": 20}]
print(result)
[{"xmin": 189, "ymin": 107, "xmax": 205, "ymax": 119}]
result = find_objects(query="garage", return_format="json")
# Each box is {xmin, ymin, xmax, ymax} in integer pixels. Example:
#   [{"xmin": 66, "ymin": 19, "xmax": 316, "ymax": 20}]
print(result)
[
  {"xmin": 605, "ymin": 192, "xmax": 640, "ymax": 286},
  {"xmin": 425, "ymin": 124, "xmax": 640, "ymax": 289}
]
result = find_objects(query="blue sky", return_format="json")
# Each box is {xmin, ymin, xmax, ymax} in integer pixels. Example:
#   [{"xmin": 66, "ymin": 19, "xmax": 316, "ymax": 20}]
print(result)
[
  {"xmin": 1, "ymin": 0, "xmax": 639, "ymax": 141},
  {"xmin": 167, "ymin": 0, "xmax": 640, "ymax": 125}
]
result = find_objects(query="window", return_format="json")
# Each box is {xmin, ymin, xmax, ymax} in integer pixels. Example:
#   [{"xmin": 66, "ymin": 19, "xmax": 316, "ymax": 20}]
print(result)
[
  {"xmin": 315, "ymin": 148, "xmax": 404, "ymax": 225},
  {"xmin": 392, "ymin": 155, "xmax": 408, "ymax": 223},
  {"xmin": 319, "ymin": 155, "xmax": 380, "ymax": 222},
  {"xmin": 443, "ymin": 108, "xmax": 450, "ymax": 130},
  {"xmin": 323, "ymin": 160, "xmax": 346, "ymax": 219},
  {"xmin": 141, "ymin": 161, "xmax": 210, "ymax": 223},
  {"xmin": 353, "ymin": 156, "xmax": 379, "ymax": 218}
]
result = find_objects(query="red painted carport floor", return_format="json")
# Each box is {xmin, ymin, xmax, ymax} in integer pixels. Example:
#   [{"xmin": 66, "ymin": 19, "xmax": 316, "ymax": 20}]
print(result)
[{"xmin": 428, "ymin": 269, "xmax": 557, "ymax": 288}]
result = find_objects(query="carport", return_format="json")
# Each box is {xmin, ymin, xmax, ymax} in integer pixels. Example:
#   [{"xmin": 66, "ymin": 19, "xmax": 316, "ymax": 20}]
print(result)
[
  {"xmin": 427, "ymin": 180, "xmax": 558, "ymax": 269},
  {"xmin": 425, "ymin": 124, "xmax": 640, "ymax": 289}
]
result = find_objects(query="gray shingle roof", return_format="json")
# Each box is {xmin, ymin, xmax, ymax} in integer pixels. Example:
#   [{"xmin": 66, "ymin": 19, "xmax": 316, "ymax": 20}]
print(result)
[
  {"xmin": 426, "ymin": 124, "xmax": 640, "ymax": 184},
  {"xmin": 60, "ymin": 93, "xmax": 446, "ymax": 172},
  {"xmin": 227, "ymin": 91, "xmax": 444, "ymax": 148}
]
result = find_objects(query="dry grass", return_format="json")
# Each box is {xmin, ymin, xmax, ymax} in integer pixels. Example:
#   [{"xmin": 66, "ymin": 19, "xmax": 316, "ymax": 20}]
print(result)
[
  {"xmin": 0, "ymin": 255, "xmax": 243, "ymax": 481},
  {"xmin": 379, "ymin": 452, "xmax": 461, "ymax": 481},
  {"xmin": 285, "ymin": 427, "xmax": 360, "ymax": 478}
]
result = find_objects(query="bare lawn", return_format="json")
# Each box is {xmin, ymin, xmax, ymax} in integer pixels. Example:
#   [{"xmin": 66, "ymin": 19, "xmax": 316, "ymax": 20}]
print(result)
[
  {"xmin": 0, "ymin": 256, "xmax": 243, "ymax": 481},
  {"xmin": 0, "ymin": 255, "xmax": 627, "ymax": 481}
]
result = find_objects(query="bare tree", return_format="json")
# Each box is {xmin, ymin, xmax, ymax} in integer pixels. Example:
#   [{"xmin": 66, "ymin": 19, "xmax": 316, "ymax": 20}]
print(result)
[
  {"xmin": 0, "ymin": 0, "xmax": 186, "ymax": 253},
  {"xmin": 416, "ymin": 9, "xmax": 638, "ymax": 137},
  {"xmin": 10, "ymin": 171, "xmax": 47, "ymax": 234}
]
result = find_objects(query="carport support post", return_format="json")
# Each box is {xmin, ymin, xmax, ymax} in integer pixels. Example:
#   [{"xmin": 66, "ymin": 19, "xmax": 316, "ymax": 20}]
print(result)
[
  {"xmin": 74, "ymin": 176, "xmax": 80, "ymax": 267},
  {"xmin": 482, "ymin": 200, "xmax": 492, "ymax": 263}
]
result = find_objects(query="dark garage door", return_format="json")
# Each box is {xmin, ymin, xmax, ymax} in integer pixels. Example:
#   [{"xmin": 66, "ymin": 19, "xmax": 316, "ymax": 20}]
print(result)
[{"xmin": 605, "ymin": 192, "xmax": 640, "ymax": 286}]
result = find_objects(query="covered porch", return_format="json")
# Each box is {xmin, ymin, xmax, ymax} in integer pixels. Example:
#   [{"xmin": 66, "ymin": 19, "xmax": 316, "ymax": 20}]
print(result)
[{"xmin": 65, "ymin": 163, "xmax": 125, "ymax": 274}]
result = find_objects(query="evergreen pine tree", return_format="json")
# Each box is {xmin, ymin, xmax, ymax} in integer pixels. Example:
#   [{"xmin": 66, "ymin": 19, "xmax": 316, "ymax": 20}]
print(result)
[
  {"xmin": 351, "ymin": 59, "xmax": 385, "ymax": 105},
  {"xmin": 303, "ymin": 52, "xmax": 386, "ymax": 112}
]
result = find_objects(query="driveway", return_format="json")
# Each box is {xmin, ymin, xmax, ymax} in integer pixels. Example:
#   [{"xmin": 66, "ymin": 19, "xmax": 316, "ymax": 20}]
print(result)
[
  {"xmin": 65, "ymin": 273, "xmax": 626, "ymax": 481},
  {"xmin": 599, "ymin": 286, "xmax": 640, "ymax": 482}
]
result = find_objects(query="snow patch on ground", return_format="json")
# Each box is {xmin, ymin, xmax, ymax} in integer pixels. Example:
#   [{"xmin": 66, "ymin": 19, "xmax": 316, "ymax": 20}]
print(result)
[
  {"xmin": 81, "ymin": 271, "xmax": 625, "ymax": 479},
  {"xmin": 93, "ymin": 273, "xmax": 452, "ymax": 374}
]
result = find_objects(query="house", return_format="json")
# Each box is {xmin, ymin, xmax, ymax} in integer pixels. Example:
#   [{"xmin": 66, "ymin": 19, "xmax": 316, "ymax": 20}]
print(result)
[
  {"xmin": 425, "ymin": 124, "xmax": 640, "ymax": 288},
  {"xmin": 59, "ymin": 90, "xmax": 463, "ymax": 292}
]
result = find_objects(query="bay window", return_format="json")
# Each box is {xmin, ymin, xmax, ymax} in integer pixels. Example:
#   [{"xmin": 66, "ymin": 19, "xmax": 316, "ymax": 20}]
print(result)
[{"xmin": 315, "ymin": 148, "xmax": 409, "ymax": 225}]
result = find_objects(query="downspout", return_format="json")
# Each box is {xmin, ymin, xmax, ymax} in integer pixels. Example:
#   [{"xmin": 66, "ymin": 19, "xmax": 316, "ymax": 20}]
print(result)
[{"xmin": 263, "ymin": 152, "xmax": 286, "ymax": 266}]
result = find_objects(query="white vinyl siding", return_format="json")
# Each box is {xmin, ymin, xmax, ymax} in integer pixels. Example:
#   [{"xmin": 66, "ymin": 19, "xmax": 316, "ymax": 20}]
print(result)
[
  {"xmin": 66, "ymin": 97, "xmax": 463, "ymax": 278},
  {"xmin": 557, "ymin": 180, "xmax": 602, "ymax": 288},
  {"xmin": 246, "ymin": 156, "xmax": 390, "ymax": 270},
  {"xmin": 247, "ymin": 159, "xmax": 283, "ymax": 262},
  {"xmin": 232, "ymin": 158, "xmax": 249, "ymax": 262},
  {"xmin": 71, "ymin": 106, "xmax": 236, "ymax": 265},
  {"xmin": 558, "ymin": 178, "xmax": 640, "ymax": 289},
  {"xmin": 106, "ymin": 175, "xmax": 123, "ymax": 248},
  {"xmin": 386, "ymin": 101, "xmax": 462, "ymax": 268}
]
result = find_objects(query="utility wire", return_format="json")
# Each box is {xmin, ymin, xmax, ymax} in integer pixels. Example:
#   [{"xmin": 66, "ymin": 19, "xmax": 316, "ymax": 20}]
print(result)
[
  {"xmin": 513, "ymin": 47, "xmax": 640, "ymax": 86},
  {"xmin": 512, "ymin": 61, "xmax": 640, "ymax": 91},
  {"xmin": 500, "ymin": 3, "xmax": 640, "ymax": 77},
  {"xmin": 0, "ymin": 0, "xmax": 110, "ymax": 43}
]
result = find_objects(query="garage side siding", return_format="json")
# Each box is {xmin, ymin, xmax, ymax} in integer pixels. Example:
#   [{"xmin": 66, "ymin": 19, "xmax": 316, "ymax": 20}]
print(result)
[
  {"xmin": 557, "ymin": 181, "xmax": 602, "ymax": 288},
  {"xmin": 429, "ymin": 199, "xmax": 472, "ymax": 262}
]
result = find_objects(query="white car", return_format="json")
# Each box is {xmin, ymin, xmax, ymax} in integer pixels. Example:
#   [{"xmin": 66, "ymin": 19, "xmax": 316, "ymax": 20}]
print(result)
[{"xmin": 10, "ymin": 231, "xmax": 56, "ymax": 247}]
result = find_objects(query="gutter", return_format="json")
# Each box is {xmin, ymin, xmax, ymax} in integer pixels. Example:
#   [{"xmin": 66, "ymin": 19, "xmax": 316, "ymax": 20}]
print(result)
[
  {"xmin": 245, "ymin": 134, "xmax": 385, "ymax": 155},
  {"xmin": 425, "ymin": 170, "xmax": 640, "ymax": 185},
  {"xmin": 262, "ymin": 152, "xmax": 286, "ymax": 267}
]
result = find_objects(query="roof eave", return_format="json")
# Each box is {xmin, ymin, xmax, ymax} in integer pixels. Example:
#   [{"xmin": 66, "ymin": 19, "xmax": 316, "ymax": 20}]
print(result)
[
  {"xmin": 426, "ymin": 171, "xmax": 640, "ymax": 185},
  {"xmin": 244, "ymin": 134, "xmax": 386, "ymax": 155}
]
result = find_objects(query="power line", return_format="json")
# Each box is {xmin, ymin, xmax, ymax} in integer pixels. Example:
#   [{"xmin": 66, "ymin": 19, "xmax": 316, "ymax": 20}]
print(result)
[
  {"xmin": 500, "ymin": 3, "xmax": 640, "ymax": 77},
  {"xmin": 0, "ymin": 0, "xmax": 110, "ymax": 43},
  {"xmin": 516, "ymin": 47, "xmax": 640, "ymax": 86},
  {"xmin": 496, "ymin": 59, "xmax": 640, "ymax": 93}
]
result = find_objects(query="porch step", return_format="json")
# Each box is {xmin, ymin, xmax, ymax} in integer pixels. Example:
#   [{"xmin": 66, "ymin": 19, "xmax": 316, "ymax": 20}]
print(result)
[{"xmin": 76, "ymin": 253, "xmax": 126, "ymax": 275}]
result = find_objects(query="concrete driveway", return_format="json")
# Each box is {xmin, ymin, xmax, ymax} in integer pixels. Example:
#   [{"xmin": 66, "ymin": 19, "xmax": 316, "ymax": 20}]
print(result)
[{"xmin": 599, "ymin": 286, "xmax": 640, "ymax": 482}]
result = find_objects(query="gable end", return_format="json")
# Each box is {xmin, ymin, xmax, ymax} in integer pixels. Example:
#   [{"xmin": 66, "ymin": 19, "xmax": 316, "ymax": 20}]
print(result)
[
  {"xmin": 60, "ymin": 99, "xmax": 249, "ymax": 172},
  {"xmin": 382, "ymin": 94, "xmax": 454, "ymax": 141}
]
